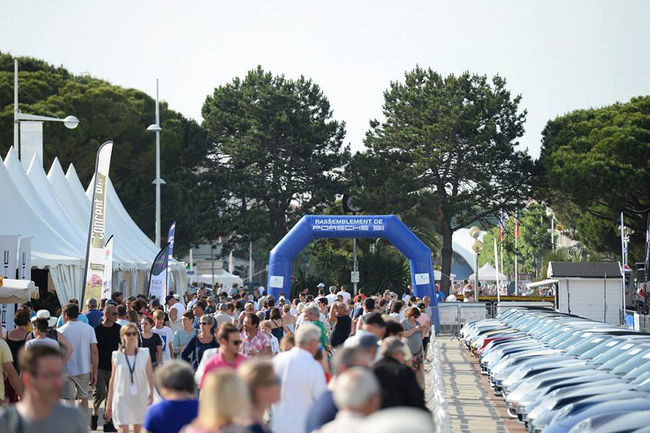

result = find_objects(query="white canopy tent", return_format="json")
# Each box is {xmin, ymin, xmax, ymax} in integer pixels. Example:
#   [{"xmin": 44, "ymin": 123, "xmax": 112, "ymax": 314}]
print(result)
[
  {"xmin": 1, "ymin": 147, "xmax": 173, "ymax": 302},
  {"xmin": 198, "ymin": 271, "xmax": 243, "ymax": 289},
  {"xmin": 468, "ymin": 263, "xmax": 507, "ymax": 281}
]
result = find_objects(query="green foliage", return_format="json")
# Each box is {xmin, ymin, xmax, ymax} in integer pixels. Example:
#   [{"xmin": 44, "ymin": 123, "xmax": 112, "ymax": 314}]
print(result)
[
  {"xmin": 0, "ymin": 53, "xmax": 211, "ymax": 256},
  {"xmin": 348, "ymin": 67, "xmax": 536, "ymax": 292},
  {"xmin": 479, "ymin": 203, "xmax": 553, "ymax": 277},
  {"xmin": 358, "ymin": 241, "xmax": 410, "ymax": 296},
  {"xmin": 539, "ymin": 95, "xmax": 650, "ymax": 262},
  {"xmin": 201, "ymin": 66, "xmax": 350, "ymax": 250}
]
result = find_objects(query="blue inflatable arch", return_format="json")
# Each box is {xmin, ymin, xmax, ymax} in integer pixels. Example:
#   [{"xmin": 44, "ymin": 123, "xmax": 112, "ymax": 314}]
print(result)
[{"xmin": 267, "ymin": 215, "xmax": 439, "ymax": 331}]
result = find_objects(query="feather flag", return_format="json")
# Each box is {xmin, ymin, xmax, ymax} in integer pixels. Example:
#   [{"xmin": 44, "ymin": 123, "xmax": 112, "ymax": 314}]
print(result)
[
  {"xmin": 498, "ymin": 210, "xmax": 505, "ymax": 242},
  {"xmin": 515, "ymin": 210, "xmax": 520, "ymax": 239}
]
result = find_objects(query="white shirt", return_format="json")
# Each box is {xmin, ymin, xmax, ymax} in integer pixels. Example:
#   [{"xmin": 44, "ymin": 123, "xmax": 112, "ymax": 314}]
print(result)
[
  {"xmin": 194, "ymin": 348, "xmax": 218, "ymax": 384},
  {"xmin": 446, "ymin": 293, "xmax": 458, "ymax": 302},
  {"xmin": 59, "ymin": 320, "xmax": 97, "ymax": 375},
  {"xmin": 152, "ymin": 326, "xmax": 174, "ymax": 362},
  {"xmin": 271, "ymin": 347, "xmax": 327, "ymax": 433},
  {"xmin": 116, "ymin": 319, "xmax": 130, "ymax": 327},
  {"xmin": 326, "ymin": 293, "xmax": 338, "ymax": 306},
  {"xmin": 25, "ymin": 337, "xmax": 59, "ymax": 350},
  {"xmin": 214, "ymin": 312, "xmax": 234, "ymax": 327},
  {"xmin": 336, "ymin": 290, "xmax": 351, "ymax": 304}
]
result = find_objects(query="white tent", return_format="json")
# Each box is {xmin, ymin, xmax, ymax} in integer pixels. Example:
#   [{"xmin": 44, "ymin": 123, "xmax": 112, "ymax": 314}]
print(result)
[
  {"xmin": 468, "ymin": 263, "xmax": 506, "ymax": 281},
  {"xmin": 1, "ymin": 151, "xmax": 83, "ymax": 304},
  {"xmin": 1, "ymin": 148, "xmax": 166, "ymax": 302},
  {"xmin": 198, "ymin": 271, "xmax": 243, "ymax": 289}
]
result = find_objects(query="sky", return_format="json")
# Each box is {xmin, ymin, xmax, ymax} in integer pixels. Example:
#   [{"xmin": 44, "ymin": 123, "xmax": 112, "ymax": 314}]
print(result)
[{"xmin": 1, "ymin": 0, "xmax": 648, "ymax": 159}]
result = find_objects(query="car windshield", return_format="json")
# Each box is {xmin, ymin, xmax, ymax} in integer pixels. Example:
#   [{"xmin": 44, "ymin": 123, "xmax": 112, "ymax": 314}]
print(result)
[
  {"xmin": 580, "ymin": 339, "xmax": 620, "ymax": 360},
  {"xmin": 593, "ymin": 343, "xmax": 637, "ymax": 367},
  {"xmin": 610, "ymin": 349, "xmax": 650, "ymax": 375},
  {"xmin": 566, "ymin": 336, "xmax": 608, "ymax": 356}
]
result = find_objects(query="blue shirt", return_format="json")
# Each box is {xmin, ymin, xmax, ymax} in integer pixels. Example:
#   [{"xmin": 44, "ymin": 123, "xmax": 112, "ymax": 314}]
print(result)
[
  {"xmin": 85, "ymin": 309, "xmax": 104, "ymax": 328},
  {"xmin": 304, "ymin": 389, "xmax": 337, "ymax": 433},
  {"xmin": 435, "ymin": 291, "xmax": 446, "ymax": 303},
  {"xmin": 144, "ymin": 399, "xmax": 199, "ymax": 433},
  {"xmin": 57, "ymin": 313, "xmax": 88, "ymax": 328}
]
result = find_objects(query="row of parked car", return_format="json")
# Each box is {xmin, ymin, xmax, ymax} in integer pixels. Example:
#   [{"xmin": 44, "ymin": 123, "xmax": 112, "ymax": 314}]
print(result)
[{"xmin": 460, "ymin": 307, "xmax": 650, "ymax": 433}]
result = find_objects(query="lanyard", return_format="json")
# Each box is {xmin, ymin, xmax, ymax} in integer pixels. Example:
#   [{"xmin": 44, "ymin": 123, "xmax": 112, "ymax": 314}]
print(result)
[{"xmin": 124, "ymin": 351, "xmax": 138, "ymax": 384}]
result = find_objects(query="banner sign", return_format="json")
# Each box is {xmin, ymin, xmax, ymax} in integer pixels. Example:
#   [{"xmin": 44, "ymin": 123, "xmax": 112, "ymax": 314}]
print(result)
[
  {"xmin": 19, "ymin": 121, "xmax": 43, "ymax": 171},
  {"xmin": 101, "ymin": 236, "xmax": 114, "ymax": 300},
  {"xmin": 82, "ymin": 141, "xmax": 113, "ymax": 306},
  {"xmin": 17, "ymin": 237, "xmax": 31, "ymax": 281},
  {"xmin": 148, "ymin": 243, "xmax": 170, "ymax": 301},
  {"xmin": 166, "ymin": 222, "xmax": 176, "ymax": 292},
  {"xmin": 311, "ymin": 217, "xmax": 386, "ymax": 232},
  {"xmin": 0, "ymin": 236, "xmax": 18, "ymax": 330}
]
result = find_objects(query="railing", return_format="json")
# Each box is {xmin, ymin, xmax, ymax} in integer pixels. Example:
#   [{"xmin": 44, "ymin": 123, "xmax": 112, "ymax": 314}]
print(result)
[{"xmin": 424, "ymin": 336, "xmax": 451, "ymax": 433}]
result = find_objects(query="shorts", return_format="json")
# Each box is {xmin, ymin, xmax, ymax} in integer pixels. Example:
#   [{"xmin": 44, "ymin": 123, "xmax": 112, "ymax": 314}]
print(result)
[
  {"xmin": 92, "ymin": 369, "xmax": 111, "ymax": 407},
  {"xmin": 422, "ymin": 336, "xmax": 430, "ymax": 350},
  {"xmin": 63, "ymin": 373, "xmax": 90, "ymax": 400}
]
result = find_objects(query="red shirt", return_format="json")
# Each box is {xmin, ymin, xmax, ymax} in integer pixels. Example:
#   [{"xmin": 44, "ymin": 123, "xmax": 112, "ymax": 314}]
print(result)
[{"xmin": 199, "ymin": 351, "xmax": 248, "ymax": 389}]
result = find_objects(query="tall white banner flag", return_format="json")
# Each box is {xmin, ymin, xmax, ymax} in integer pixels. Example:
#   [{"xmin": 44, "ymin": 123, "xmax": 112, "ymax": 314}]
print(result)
[
  {"xmin": 82, "ymin": 141, "xmax": 113, "ymax": 306},
  {"xmin": 0, "ymin": 236, "xmax": 19, "ymax": 330},
  {"xmin": 101, "ymin": 236, "xmax": 114, "ymax": 300},
  {"xmin": 18, "ymin": 237, "xmax": 32, "ymax": 281}
]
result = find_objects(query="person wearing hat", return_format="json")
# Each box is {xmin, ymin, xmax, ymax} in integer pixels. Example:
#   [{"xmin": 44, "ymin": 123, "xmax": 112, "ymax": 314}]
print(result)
[{"xmin": 26, "ymin": 310, "xmax": 74, "ymax": 357}]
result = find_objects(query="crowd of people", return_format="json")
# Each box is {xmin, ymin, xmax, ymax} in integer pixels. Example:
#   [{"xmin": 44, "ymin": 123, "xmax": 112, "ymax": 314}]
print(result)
[{"xmin": 0, "ymin": 282, "xmax": 435, "ymax": 433}]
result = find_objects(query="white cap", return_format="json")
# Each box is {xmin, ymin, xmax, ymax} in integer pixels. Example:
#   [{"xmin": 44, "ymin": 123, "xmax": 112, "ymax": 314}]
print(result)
[
  {"xmin": 317, "ymin": 282, "xmax": 325, "ymax": 288},
  {"xmin": 32, "ymin": 309, "xmax": 57, "ymax": 327}
]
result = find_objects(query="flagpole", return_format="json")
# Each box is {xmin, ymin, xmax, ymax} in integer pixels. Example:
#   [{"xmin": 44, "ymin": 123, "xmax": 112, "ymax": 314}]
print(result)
[
  {"xmin": 494, "ymin": 238, "xmax": 500, "ymax": 303},
  {"xmin": 515, "ymin": 231, "xmax": 519, "ymax": 296},
  {"xmin": 515, "ymin": 210, "xmax": 519, "ymax": 296}
]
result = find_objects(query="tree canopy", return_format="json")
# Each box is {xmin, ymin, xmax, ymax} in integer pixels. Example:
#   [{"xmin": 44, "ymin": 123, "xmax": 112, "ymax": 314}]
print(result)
[
  {"xmin": 201, "ymin": 66, "xmax": 350, "ymax": 249},
  {"xmin": 0, "ymin": 53, "xmax": 210, "ymax": 255},
  {"xmin": 539, "ymin": 95, "xmax": 650, "ymax": 262},
  {"xmin": 348, "ymin": 67, "xmax": 536, "ymax": 293}
]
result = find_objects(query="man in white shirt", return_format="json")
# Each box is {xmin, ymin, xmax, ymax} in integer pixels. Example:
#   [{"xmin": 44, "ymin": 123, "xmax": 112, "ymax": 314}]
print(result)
[
  {"xmin": 326, "ymin": 286, "xmax": 338, "ymax": 306},
  {"xmin": 271, "ymin": 323, "xmax": 327, "ymax": 433},
  {"xmin": 59, "ymin": 303, "xmax": 98, "ymax": 417},
  {"xmin": 336, "ymin": 285, "xmax": 351, "ymax": 305}
]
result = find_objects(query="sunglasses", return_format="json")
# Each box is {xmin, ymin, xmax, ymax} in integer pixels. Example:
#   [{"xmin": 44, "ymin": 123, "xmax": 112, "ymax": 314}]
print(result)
[
  {"xmin": 125, "ymin": 332, "xmax": 138, "ymax": 337},
  {"xmin": 200, "ymin": 322, "xmax": 212, "ymax": 326}
]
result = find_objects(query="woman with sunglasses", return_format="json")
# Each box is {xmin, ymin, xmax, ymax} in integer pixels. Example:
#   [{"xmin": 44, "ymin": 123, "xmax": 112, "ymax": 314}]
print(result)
[
  {"xmin": 181, "ymin": 314, "xmax": 219, "ymax": 370},
  {"xmin": 106, "ymin": 323, "xmax": 154, "ymax": 433},
  {"xmin": 238, "ymin": 360, "xmax": 281, "ymax": 433}
]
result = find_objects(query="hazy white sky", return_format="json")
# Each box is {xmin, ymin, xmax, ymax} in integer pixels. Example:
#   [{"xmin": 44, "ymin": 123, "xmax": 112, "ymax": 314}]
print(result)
[{"xmin": 2, "ymin": 0, "xmax": 648, "ymax": 158}]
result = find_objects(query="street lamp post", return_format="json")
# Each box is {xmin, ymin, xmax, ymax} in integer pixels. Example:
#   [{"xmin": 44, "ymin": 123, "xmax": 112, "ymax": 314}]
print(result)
[
  {"xmin": 147, "ymin": 79, "xmax": 164, "ymax": 249},
  {"xmin": 13, "ymin": 59, "xmax": 79, "ymax": 164},
  {"xmin": 469, "ymin": 226, "xmax": 484, "ymax": 302}
]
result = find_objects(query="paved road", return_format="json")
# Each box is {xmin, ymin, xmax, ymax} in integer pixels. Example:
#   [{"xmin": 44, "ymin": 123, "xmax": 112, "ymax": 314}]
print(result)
[{"xmin": 436, "ymin": 336, "xmax": 526, "ymax": 433}]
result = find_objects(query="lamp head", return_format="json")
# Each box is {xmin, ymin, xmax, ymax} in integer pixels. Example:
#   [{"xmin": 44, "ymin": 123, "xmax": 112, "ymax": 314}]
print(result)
[
  {"xmin": 63, "ymin": 115, "xmax": 79, "ymax": 129},
  {"xmin": 472, "ymin": 239, "xmax": 484, "ymax": 253},
  {"xmin": 469, "ymin": 226, "xmax": 481, "ymax": 239},
  {"xmin": 147, "ymin": 124, "xmax": 162, "ymax": 132}
]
